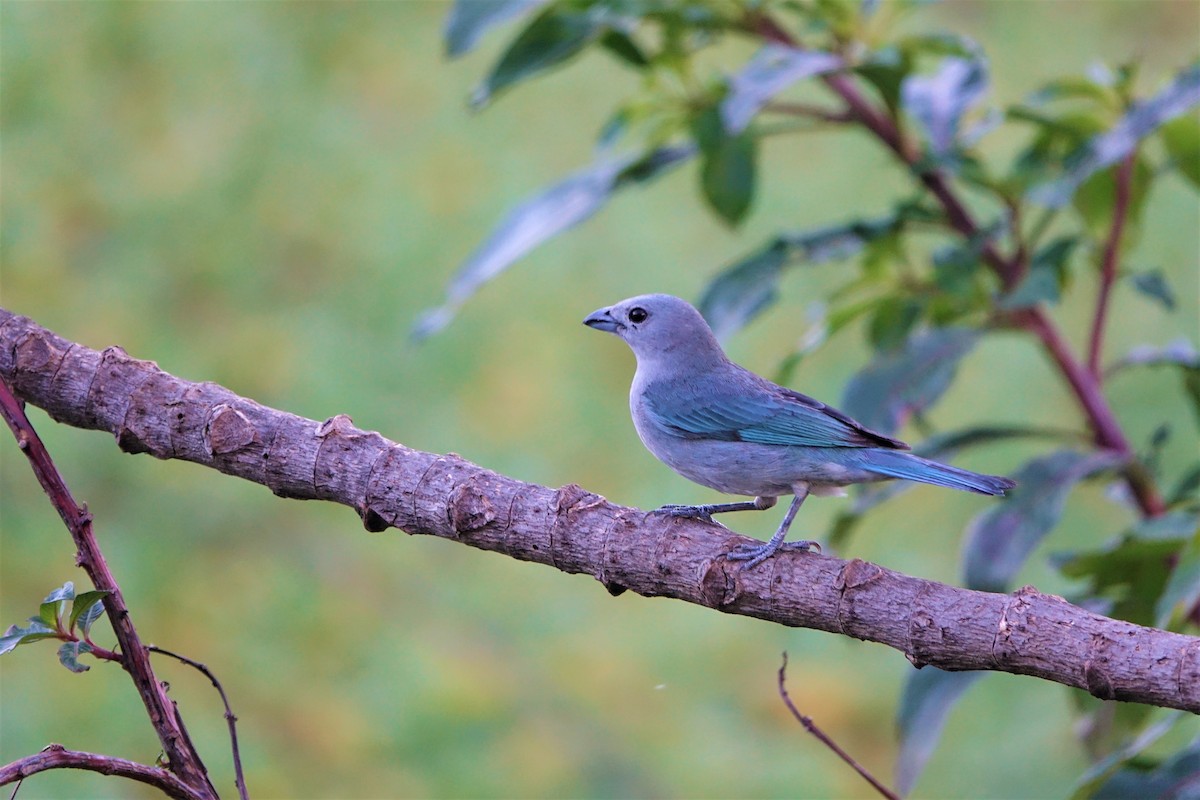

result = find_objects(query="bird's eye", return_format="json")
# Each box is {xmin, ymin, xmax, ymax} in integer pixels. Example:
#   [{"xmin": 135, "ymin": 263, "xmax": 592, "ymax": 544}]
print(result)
[{"xmin": 628, "ymin": 307, "xmax": 649, "ymax": 323}]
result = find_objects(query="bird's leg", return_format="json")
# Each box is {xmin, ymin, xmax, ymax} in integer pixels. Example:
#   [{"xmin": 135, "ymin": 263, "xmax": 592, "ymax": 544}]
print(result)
[
  {"xmin": 727, "ymin": 488, "xmax": 819, "ymax": 570},
  {"xmin": 657, "ymin": 496, "xmax": 777, "ymax": 527}
]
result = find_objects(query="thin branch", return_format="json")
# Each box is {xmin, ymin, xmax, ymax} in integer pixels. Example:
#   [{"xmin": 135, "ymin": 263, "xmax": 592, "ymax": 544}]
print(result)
[
  {"xmin": 0, "ymin": 308, "xmax": 1195, "ymax": 711},
  {"xmin": 762, "ymin": 101, "xmax": 854, "ymax": 123},
  {"xmin": 0, "ymin": 378, "xmax": 218, "ymax": 798},
  {"xmin": 777, "ymin": 653, "xmax": 899, "ymax": 800},
  {"xmin": 0, "ymin": 745, "xmax": 204, "ymax": 800},
  {"xmin": 1087, "ymin": 152, "xmax": 1137, "ymax": 380},
  {"xmin": 738, "ymin": 9, "xmax": 1164, "ymax": 517},
  {"xmin": 149, "ymin": 645, "xmax": 250, "ymax": 800}
]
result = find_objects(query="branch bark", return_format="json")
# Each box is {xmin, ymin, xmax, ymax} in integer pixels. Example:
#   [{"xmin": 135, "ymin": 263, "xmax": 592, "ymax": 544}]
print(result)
[
  {"xmin": 0, "ymin": 745, "xmax": 205, "ymax": 800},
  {"xmin": 2, "ymin": 306, "xmax": 1198, "ymax": 712}
]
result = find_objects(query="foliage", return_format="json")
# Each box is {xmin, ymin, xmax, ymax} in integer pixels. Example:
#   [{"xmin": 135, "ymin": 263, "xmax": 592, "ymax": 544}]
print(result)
[
  {"xmin": 0, "ymin": 582, "xmax": 110, "ymax": 673},
  {"xmin": 430, "ymin": 0, "xmax": 1200, "ymax": 794}
]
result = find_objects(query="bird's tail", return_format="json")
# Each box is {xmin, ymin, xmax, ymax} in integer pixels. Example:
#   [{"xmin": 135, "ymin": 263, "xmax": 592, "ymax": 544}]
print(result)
[{"xmin": 856, "ymin": 449, "xmax": 1015, "ymax": 496}]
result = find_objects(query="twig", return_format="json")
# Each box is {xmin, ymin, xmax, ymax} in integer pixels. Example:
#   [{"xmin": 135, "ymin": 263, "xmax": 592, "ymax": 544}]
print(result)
[
  {"xmin": 740, "ymin": 10, "xmax": 1165, "ymax": 517},
  {"xmin": 0, "ymin": 378, "xmax": 218, "ymax": 798},
  {"xmin": 1087, "ymin": 152, "xmax": 1137, "ymax": 380},
  {"xmin": 0, "ymin": 744, "xmax": 205, "ymax": 800},
  {"xmin": 762, "ymin": 101, "xmax": 855, "ymax": 123},
  {"xmin": 777, "ymin": 653, "xmax": 900, "ymax": 800},
  {"xmin": 150, "ymin": 645, "xmax": 250, "ymax": 800}
]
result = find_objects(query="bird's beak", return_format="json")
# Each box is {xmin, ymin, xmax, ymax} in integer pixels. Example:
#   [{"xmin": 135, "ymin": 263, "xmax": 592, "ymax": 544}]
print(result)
[{"xmin": 583, "ymin": 307, "xmax": 621, "ymax": 333}]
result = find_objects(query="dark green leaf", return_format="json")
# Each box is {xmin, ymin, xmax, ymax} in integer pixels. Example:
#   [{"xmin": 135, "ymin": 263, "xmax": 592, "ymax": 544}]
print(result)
[
  {"xmin": 57, "ymin": 641, "xmax": 93, "ymax": 673},
  {"xmin": 1068, "ymin": 711, "xmax": 1186, "ymax": 800},
  {"xmin": 415, "ymin": 146, "xmax": 693, "ymax": 338},
  {"xmin": 699, "ymin": 242, "xmax": 789, "ymax": 341},
  {"xmin": 598, "ymin": 29, "xmax": 649, "ymax": 68},
  {"xmin": 1155, "ymin": 525, "xmax": 1200, "ymax": 628},
  {"xmin": 699, "ymin": 126, "xmax": 757, "ymax": 225},
  {"xmin": 721, "ymin": 45, "xmax": 843, "ymax": 133},
  {"xmin": 1130, "ymin": 270, "xmax": 1176, "ymax": 311},
  {"xmin": 999, "ymin": 236, "xmax": 1078, "ymax": 310},
  {"xmin": 1169, "ymin": 462, "xmax": 1200, "ymax": 506},
  {"xmin": 444, "ymin": 0, "xmax": 548, "ymax": 58},
  {"xmin": 962, "ymin": 450, "xmax": 1122, "ymax": 592},
  {"xmin": 1071, "ymin": 155, "xmax": 1153, "ymax": 238},
  {"xmin": 1090, "ymin": 733, "xmax": 1200, "ymax": 800},
  {"xmin": 842, "ymin": 327, "xmax": 979, "ymax": 435},
  {"xmin": 69, "ymin": 590, "xmax": 110, "ymax": 636},
  {"xmin": 1031, "ymin": 62, "xmax": 1200, "ymax": 206},
  {"xmin": 867, "ymin": 296, "xmax": 923, "ymax": 351},
  {"xmin": 895, "ymin": 669, "xmax": 985, "ymax": 797},
  {"xmin": 1053, "ymin": 510, "xmax": 1196, "ymax": 625},
  {"xmin": 901, "ymin": 53, "xmax": 989, "ymax": 158},
  {"xmin": 1160, "ymin": 114, "xmax": 1200, "ymax": 189},
  {"xmin": 472, "ymin": 8, "xmax": 605, "ymax": 108}
]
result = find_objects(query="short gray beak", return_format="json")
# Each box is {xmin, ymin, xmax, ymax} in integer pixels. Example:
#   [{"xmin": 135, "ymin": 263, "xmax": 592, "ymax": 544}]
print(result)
[{"xmin": 583, "ymin": 307, "xmax": 621, "ymax": 333}]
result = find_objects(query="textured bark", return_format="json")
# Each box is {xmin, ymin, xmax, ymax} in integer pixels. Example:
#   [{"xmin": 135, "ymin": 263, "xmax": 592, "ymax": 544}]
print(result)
[
  {"xmin": 0, "ymin": 745, "xmax": 204, "ymax": 800},
  {"xmin": 2, "ymin": 306, "xmax": 1197, "ymax": 712}
]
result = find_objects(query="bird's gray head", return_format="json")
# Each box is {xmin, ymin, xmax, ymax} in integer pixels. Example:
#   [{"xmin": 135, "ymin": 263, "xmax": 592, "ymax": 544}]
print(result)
[{"xmin": 583, "ymin": 294, "xmax": 725, "ymax": 368}]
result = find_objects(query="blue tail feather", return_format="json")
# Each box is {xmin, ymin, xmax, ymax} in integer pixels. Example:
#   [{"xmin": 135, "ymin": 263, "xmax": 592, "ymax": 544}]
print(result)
[{"xmin": 857, "ymin": 449, "xmax": 1015, "ymax": 496}]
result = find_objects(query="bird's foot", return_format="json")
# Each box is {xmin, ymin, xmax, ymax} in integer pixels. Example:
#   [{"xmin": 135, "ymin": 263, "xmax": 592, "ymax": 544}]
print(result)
[
  {"xmin": 727, "ymin": 539, "xmax": 821, "ymax": 571},
  {"xmin": 655, "ymin": 504, "xmax": 725, "ymax": 527}
]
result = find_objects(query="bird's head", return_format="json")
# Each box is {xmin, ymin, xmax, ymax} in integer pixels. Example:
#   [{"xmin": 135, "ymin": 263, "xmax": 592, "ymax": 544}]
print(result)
[{"xmin": 583, "ymin": 294, "xmax": 725, "ymax": 368}]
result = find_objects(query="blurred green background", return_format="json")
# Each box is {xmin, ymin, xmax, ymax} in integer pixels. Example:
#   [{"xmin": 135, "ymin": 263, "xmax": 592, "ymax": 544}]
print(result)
[{"xmin": 2, "ymin": 2, "xmax": 1197, "ymax": 798}]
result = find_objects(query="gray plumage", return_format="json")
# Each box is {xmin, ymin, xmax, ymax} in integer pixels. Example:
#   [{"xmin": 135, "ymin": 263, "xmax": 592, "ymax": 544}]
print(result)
[{"xmin": 583, "ymin": 293, "xmax": 1014, "ymax": 569}]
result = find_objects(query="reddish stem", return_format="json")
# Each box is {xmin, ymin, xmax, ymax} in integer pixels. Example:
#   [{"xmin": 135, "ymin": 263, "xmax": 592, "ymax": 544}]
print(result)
[
  {"xmin": 0, "ymin": 379, "xmax": 218, "ymax": 797},
  {"xmin": 0, "ymin": 745, "xmax": 204, "ymax": 799},
  {"xmin": 1087, "ymin": 153, "xmax": 1136, "ymax": 379},
  {"xmin": 742, "ymin": 10, "xmax": 1164, "ymax": 516}
]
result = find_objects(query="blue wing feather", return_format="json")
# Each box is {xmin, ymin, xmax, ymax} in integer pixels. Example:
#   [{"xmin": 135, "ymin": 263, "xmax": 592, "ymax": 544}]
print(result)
[{"xmin": 643, "ymin": 369, "xmax": 907, "ymax": 450}]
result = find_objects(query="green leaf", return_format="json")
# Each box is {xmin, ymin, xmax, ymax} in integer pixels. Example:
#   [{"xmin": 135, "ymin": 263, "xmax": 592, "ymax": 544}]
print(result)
[
  {"xmin": 57, "ymin": 641, "xmax": 94, "ymax": 673},
  {"xmin": 867, "ymin": 296, "xmax": 923, "ymax": 351},
  {"xmin": 1053, "ymin": 510, "xmax": 1197, "ymax": 625},
  {"xmin": 895, "ymin": 669, "xmax": 985, "ymax": 797},
  {"xmin": 699, "ymin": 242, "xmax": 789, "ymax": 341},
  {"xmin": 721, "ymin": 45, "xmax": 843, "ymax": 133},
  {"xmin": 842, "ymin": 327, "xmax": 979, "ymax": 435},
  {"xmin": 39, "ymin": 581, "xmax": 75, "ymax": 630},
  {"xmin": 1088, "ymin": 732, "xmax": 1200, "ymax": 799},
  {"xmin": 1168, "ymin": 462, "xmax": 1200, "ymax": 506},
  {"xmin": 1070, "ymin": 155, "xmax": 1153, "ymax": 238},
  {"xmin": 1030, "ymin": 62, "xmax": 1200, "ymax": 206},
  {"xmin": 471, "ymin": 8, "xmax": 605, "ymax": 108},
  {"xmin": 69, "ymin": 590, "xmax": 110, "ymax": 636},
  {"xmin": 414, "ymin": 145, "xmax": 693, "ymax": 338},
  {"xmin": 1105, "ymin": 339, "xmax": 1200, "ymax": 427},
  {"xmin": 693, "ymin": 106, "xmax": 757, "ymax": 225},
  {"xmin": 1160, "ymin": 114, "xmax": 1200, "ymax": 189},
  {"xmin": 1068, "ymin": 711, "xmax": 1186, "ymax": 800},
  {"xmin": 998, "ymin": 236, "xmax": 1077, "ymax": 310},
  {"xmin": 597, "ymin": 29, "xmax": 649, "ymax": 68},
  {"xmin": 962, "ymin": 450, "xmax": 1122, "ymax": 592},
  {"xmin": 444, "ymin": 0, "xmax": 548, "ymax": 58},
  {"xmin": 901, "ymin": 52, "xmax": 989, "ymax": 159},
  {"xmin": 0, "ymin": 619, "xmax": 59, "ymax": 655},
  {"xmin": 1130, "ymin": 270, "xmax": 1175, "ymax": 311},
  {"xmin": 1155, "ymin": 524, "xmax": 1200, "ymax": 628}
]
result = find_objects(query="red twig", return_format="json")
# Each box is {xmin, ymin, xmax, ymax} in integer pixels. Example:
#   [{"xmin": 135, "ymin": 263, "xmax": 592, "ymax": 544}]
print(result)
[
  {"xmin": 1087, "ymin": 153, "xmax": 1137, "ymax": 380},
  {"xmin": 0, "ymin": 378, "xmax": 218, "ymax": 798},
  {"xmin": 777, "ymin": 653, "xmax": 899, "ymax": 800},
  {"xmin": 0, "ymin": 745, "xmax": 204, "ymax": 800},
  {"xmin": 150, "ymin": 645, "xmax": 250, "ymax": 800}
]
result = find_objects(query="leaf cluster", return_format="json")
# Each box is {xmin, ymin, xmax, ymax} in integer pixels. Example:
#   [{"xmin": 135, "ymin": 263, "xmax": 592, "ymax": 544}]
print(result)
[{"xmin": 0, "ymin": 581, "xmax": 111, "ymax": 673}]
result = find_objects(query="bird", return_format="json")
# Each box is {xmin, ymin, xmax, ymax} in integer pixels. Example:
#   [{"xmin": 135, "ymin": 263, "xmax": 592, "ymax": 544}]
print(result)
[{"xmin": 583, "ymin": 293, "xmax": 1015, "ymax": 570}]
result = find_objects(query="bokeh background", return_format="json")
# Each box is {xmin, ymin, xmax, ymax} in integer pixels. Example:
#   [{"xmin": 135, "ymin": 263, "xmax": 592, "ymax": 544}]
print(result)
[{"xmin": 2, "ymin": 2, "xmax": 1197, "ymax": 798}]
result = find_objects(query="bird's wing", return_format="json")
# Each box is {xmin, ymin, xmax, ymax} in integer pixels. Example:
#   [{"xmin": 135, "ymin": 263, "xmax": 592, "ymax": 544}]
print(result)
[{"xmin": 642, "ymin": 370, "xmax": 908, "ymax": 450}]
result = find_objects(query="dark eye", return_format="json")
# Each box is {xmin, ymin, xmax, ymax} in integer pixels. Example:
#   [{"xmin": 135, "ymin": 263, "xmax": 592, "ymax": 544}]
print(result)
[{"xmin": 628, "ymin": 307, "xmax": 649, "ymax": 323}]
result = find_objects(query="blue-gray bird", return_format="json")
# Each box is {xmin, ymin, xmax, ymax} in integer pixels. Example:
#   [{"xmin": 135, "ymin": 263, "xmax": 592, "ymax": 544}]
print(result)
[{"xmin": 583, "ymin": 293, "xmax": 1015, "ymax": 569}]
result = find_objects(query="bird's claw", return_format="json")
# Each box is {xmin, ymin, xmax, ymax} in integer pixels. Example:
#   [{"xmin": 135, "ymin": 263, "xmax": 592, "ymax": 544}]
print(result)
[
  {"xmin": 727, "ymin": 539, "xmax": 821, "ymax": 570},
  {"xmin": 655, "ymin": 504, "xmax": 726, "ymax": 528}
]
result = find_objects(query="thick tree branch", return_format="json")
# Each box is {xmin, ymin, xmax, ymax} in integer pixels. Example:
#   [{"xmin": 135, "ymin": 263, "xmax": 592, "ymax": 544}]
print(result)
[
  {"xmin": 0, "ymin": 744, "xmax": 204, "ymax": 800},
  {"xmin": 2, "ymin": 307, "xmax": 1197, "ymax": 712}
]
